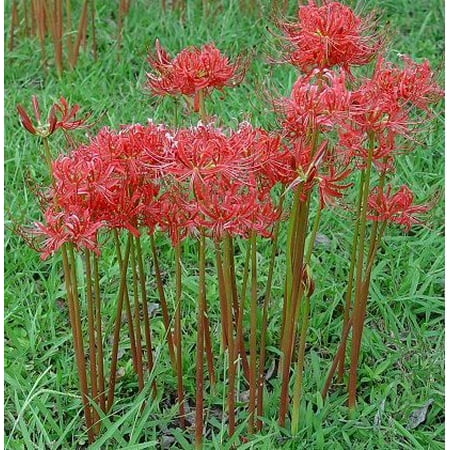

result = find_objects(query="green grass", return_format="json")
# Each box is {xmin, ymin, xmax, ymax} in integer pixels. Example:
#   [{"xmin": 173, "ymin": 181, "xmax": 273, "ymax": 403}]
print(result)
[{"xmin": 5, "ymin": 0, "xmax": 444, "ymax": 448}]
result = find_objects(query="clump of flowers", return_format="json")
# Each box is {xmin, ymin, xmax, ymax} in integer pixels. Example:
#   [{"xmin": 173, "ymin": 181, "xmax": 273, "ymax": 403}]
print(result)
[
  {"xmin": 17, "ymin": 1, "xmax": 442, "ymax": 446},
  {"xmin": 279, "ymin": 0, "xmax": 381, "ymax": 74},
  {"xmin": 147, "ymin": 40, "xmax": 246, "ymax": 111}
]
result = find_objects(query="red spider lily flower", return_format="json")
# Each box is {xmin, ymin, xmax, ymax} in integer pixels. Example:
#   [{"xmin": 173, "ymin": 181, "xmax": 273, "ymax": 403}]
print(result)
[
  {"xmin": 53, "ymin": 97, "xmax": 92, "ymax": 131},
  {"xmin": 194, "ymin": 179, "xmax": 280, "ymax": 240},
  {"xmin": 367, "ymin": 185, "xmax": 429, "ymax": 231},
  {"xmin": 17, "ymin": 96, "xmax": 91, "ymax": 137},
  {"xmin": 90, "ymin": 123, "xmax": 175, "ymax": 185},
  {"xmin": 349, "ymin": 85, "xmax": 411, "ymax": 138},
  {"xmin": 103, "ymin": 186, "xmax": 146, "ymax": 236},
  {"xmin": 52, "ymin": 147, "xmax": 119, "ymax": 213},
  {"xmin": 169, "ymin": 123, "xmax": 256, "ymax": 191},
  {"xmin": 279, "ymin": 0, "xmax": 381, "ymax": 74},
  {"xmin": 338, "ymin": 127, "xmax": 397, "ymax": 171},
  {"xmin": 230, "ymin": 123, "xmax": 293, "ymax": 187},
  {"xmin": 17, "ymin": 96, "xmax": 57, "ymax": 137},
  {"xmin": 156, "ymin": 189, "xmax": 197, "ymax": 244},
  {"xmin": 146, "ymin": 41, "xmax": 246, "ymax": 110},
  {"xmin": 278, "ymin": 70, "xmax": 351, "ymax": 137},
  {"xmin": 284, "ymin": 139, "xmax": 328, "ymax": 196},
  {"xmin": 33, "ymin": 206, "xmax": 103, "ymax": 259},
  {"xmin": 124, "ymin": 121, "xmax": 176, "ymax": 178},
  {"xmin": 349, "ymin": 56, "xmax": 443, "ymax": 139},
  {"xmin": 317, "ymin": 166, "xmax": 353, "ymax": 208},
  {"xmin": 371, "ymin": 56, "xmax": 443, "ymax": 112}
]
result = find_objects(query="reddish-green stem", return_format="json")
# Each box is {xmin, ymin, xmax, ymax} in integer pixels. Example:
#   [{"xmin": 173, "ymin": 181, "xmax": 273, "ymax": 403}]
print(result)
[
  {"xmin": 174, "ymin": 240, "xmax": 186, "ymax": 427},
  {"xmin": 61, "ymin": 245, "xmax": 94, "ymax": 442},
  {"xmin": 92, "ymin": 254, "xmax": 106, "ymax": 412},
  {"xmin": 130, "ymin": 238, "xmax": 145, "ymax": 392},
  {"xmin": 85, "ymin": 249, "xmax": 99, "ymax": 432},
  {"xmin": 248, "ymin": 231, "xmax": 258, "ymax": 432},
  {"xmin": 106, "ymin": 235, "xmax": 131, "ymax": 412},
  {"xmin": 322, "ymin": 317, "xmax": 353, "ymax": 399},
  {"xmin": 135, "ymin": 236, "xmax": 157, "ymax": 396},
  {"xmin": 337, "ymin": 170, "xmax": 365, "ymax": 381},
  {"xmin": 114, "ymin": 231, "xmax": 138, "ymax": 376},
  {"xmin": 279, "ymin": 190, "xmax": 310, "ymax": 428},
  {"xmin": 256, "ymin": 196, "xmax": 284, "ymax": 431},
  {"xmin": 223, "ymin": 237, "xmax": 237, "ymax": 436},
  {"xmin": 348, "ymin": 135, "xmax": 375, "ymax": 409},
  {"xmin": 215, "ymin": 243, "xmax": 231, "ymax": 349},
  {"xmin": 150, "ymin": 233, "xmax": 176, "ymax": 370},
  {"xmin": 291, "ymin": 294, "xmax": 311, "ymax": 434},
  {"xmin": 91, "ymin": 0, "xmax": 98, "ymax": 60},
  {"xmin": 195, "ymin": 234, "xmax": 206, "ymax": 449},
  {"xmin": 236, "ymin": 240, "xmax": 251, "ymax": 382},
  {"xmin": 71, "ymin": 0, "xmax": 89, "ymax": 67}
]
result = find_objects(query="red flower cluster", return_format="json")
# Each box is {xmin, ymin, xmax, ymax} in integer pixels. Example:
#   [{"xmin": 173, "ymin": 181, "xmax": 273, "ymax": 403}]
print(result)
[
  {"xmin": 276, "ymin": 1, "xmax": 442, "ymax": 214},
  {"xmin": 367, "ymin": 185, "xmax": 428, "ymax": 231},
  {"xmin": 32, "ymin": 121, "xmax": 289, "ymax": 258},
  {"xmin": 280, "ymin": 0, "xmax": 380, "ymax": 74},
  {"xmin": 27, "ymin": 0, "xmax": 443, "ymax": 258},
  {"xmin": 17, "ymin": 96, "xmax": 92, "ymax": 137},
  {"xmin": 147, "ymin": 41, "xmax": 245, "ymax": 110}
]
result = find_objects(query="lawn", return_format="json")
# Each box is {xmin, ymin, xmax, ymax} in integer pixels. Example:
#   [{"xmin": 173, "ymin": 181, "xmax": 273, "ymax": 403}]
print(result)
[{"xmin": 4, "ymin": 0, "xmax": 444, "ymax": 448}]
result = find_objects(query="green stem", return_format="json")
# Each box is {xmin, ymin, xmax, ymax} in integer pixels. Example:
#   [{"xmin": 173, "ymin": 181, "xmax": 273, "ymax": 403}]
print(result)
[
  {"xmin": 279, "ymin": 190, "xmax": 301, "ymax": 368},
  {"xmin": 113, "ymin": 231, "xmax": 138, "ymax": 377},
  {"xmin": 215, "ymin": 242, "xmax": 231, "ymax": 350},
  {"xmin": 256, "ymin": 195, "xmax": 284, "ymax": 430},
  {"xmin": 135, "ymin": 236, "xmax": 157, "ymax": 396},
  {"xmin": 174, "ymin": 240, "xmax": 186, "ymax": 428},
  {"xmin": 92, "ymin": 254, "xmax": 106, "ymax": 412},
  {"xmin": 195, "ymin": 234, "xmax": 206, "ymax": 449},
  {"xmin": 85, "ymin": 249, "xmax": 99, "ymax": 432},
  {"xmin": 42, "ymin": 137, "xmax": 55, "ymax": 187},
  {"xmin": 348, "ymin": 134, "xmax": 375, "ymax": 409},
  {"xmin": 223, "ymin": 236, "xmax": 237, "ymax": 436},
  {"xmin": 279, "ymin": 190, "xmax": 310, "ymax": 428},
  {"xmin": 61, "ymin": 245, "xmax": 94, "ymax": 443},
  {"xmin": 291, "ymin": 295, "xmax": 311, "ymax": 434},
  {"xmin": 150, "ymin": 233, "xmax": 176, "ymax": 371},
  {"xmin": 337, "ymin": 170, "xmax": 365, "ymax": 381},
  {"xmin": 130, "ymin": 237, "xmax": 145, "ymax": 392},
  {"xmin": 248, "ymin": 231, "xmax": 258, "ymax": 432},
  {"xmin": 305, "ymin": 201, "xmax": 322, "ymax": 265},
  {"xmin": 107, "ymin": 235, "xmax": 131, "ymax": 412}
]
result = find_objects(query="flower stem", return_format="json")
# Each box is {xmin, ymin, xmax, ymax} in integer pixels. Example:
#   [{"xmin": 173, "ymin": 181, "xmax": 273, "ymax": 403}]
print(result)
[
  {"xmin": 337, "ymin": 170, "xmax": 365, "ymax": 381},
  {"xmin": 42, "ymin": 137, "xmax": 54, "ymax": 186},
  {"xmin": 135, "ymin": 235, "xmax": 157, "ymax": 397},
  {"xmin": 322, "ymin": 316, "xmax": 353, "ymax": 399},
  {"xmin": 85, "ymin": 249, "xmax": 99, "ymax": 432},
  {"xmin": 195, "ymin": 234, "xmax": 206, "ymax": 449},
  {"xmin": 256, "ymin": 196, "xmax": 284, "ymax": 431},
  {"xmin": 113, "ymin": 231, "xmax": 138, "ymax": 378},
  {"xmin": 61, "ymin": 244, "xmax": 94, "ymax": 443},
  {"xmin": 248, "ymin": 231, "xmax": 258, "ymax": 433},
  {"xmin": 107, "ymin": 234, "xmax": 131, "ymax": 412},
  {"xmin": 237, "ymin": 239, "xmax": 251, "ymax": 382},
  {"xmin": 348, "ymin": 134, "xmax": 375, "ymax": 409},
  {"xmin": 92, "ymin": 253, "xmax": 106, "ymax": 412},
  {"xmin": 150, "ymin": 233, "xmax": 176, "ymax": 371},
  {"xmin": 130, "ymin": 237, "xmax": 145, "ymax": 392},
  {"xmin": 279, "ymin": 190, "xmax": 309, "ymax": 428},
  {"xmin": 223, "ymin": 236, "xmax": 237, "ymax": 436},
  {"xmin": 291, "ymin": 294, "xmax": 311, "ymax": 434},
  {"xmin": 215, "ymin": 242, "xmax": 231, "ymax": 350},
  {"xmin": 174, "ymin": 240, "xmax": 186, "ymax": 428}
]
